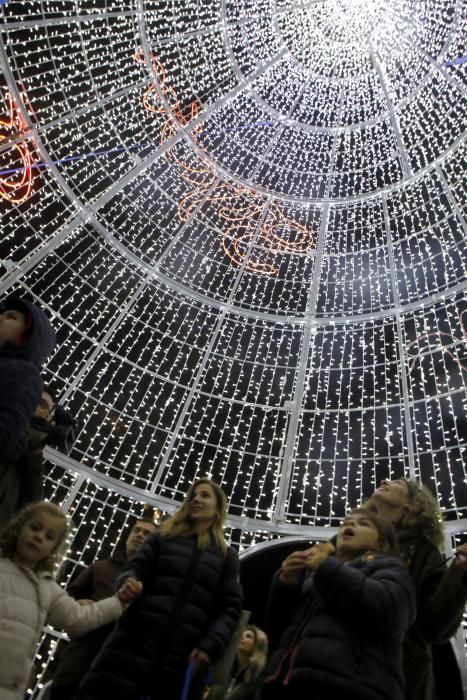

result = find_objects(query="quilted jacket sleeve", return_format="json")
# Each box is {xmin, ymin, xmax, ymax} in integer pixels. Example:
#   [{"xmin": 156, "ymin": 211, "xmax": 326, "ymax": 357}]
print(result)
[
  {"xmin": 313, "ymin": 553, "xmax": 416, "ymax": 638},
  {"xmin": 263, "ymin": 570, "xmax": 303, "ymax": 651},
  {"xmin": 0, "ymin": 362, "xmax": 42, "ymax": 452}
]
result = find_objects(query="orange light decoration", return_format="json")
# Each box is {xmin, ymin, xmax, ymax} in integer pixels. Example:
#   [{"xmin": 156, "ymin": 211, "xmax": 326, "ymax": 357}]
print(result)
[
  {"xmin": 134, "ymin": 50, "xmax": 315, "ymax": 274},
  {"xmin": 0, "ymin": 90, "xmax": 35, "ymax": 204},
  {"xmin": 407, "ymin": 309, "xmax": 467, "ymax": 374}
]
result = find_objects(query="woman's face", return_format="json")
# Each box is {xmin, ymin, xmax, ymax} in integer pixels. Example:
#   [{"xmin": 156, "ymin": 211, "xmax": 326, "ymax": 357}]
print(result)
[
  {"xmin": 372, "ymin": 479, "xmax": 411, "ymax": 510},
  {"xmin": 238, "ymin": 629, "xmax": 256, "ymax": 656},
  {"xmin": 188, "ymin": 483, "xmax": 219, "ymax": 527}
]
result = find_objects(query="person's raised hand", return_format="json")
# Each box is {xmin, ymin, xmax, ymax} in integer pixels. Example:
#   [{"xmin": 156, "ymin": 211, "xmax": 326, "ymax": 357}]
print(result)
[
  {"xmin": 305, "ymin": 542, "xmax": 336, "ymax": 571},
  {"xmin": 117, "ymin": 577, "xmax": 143, "ymax": 604},
  {"xmin": 280, "ymin": 549, "xmax": 310, "ymax": 585}
]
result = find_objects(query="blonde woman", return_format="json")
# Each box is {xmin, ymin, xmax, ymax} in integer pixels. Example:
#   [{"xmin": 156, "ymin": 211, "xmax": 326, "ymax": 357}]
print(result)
[
  {"xmin": 76, "ymin": 479, "xmax": 243, "ymax": 700},
  {"xmin": 221, "ymin": 625, "xmax": 268, "ymax": 700}
]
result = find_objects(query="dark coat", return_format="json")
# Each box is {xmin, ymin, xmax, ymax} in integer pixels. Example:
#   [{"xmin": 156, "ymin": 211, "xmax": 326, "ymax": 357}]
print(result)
[
  {"xmin": 262, "ymin": 551, "xmax": 416, "ymax": 700},
  {"xmin": 0, "ymin": 425, "xmax": 47, "ymax": 529},
  {"xmin": 398, "ymin": 528, "xmax": 467, "ymax": 700},
  {"xmin": 0, "ymin": 298, "xmax": 56, "ymax": 453},
  {"xmin": 0, "ymin": 299, "xmax": 55, "ymax": 527},
  {"xmin": 76, "ymin": 533, "xmax": 243, "ymax": 700},
  {"xmin": 50, "ymin": 557, "xmax": 126, "ymax": 690},
  {"xmin": 222, "ymin": 662, "xmax": 266, "ymax": 700}
]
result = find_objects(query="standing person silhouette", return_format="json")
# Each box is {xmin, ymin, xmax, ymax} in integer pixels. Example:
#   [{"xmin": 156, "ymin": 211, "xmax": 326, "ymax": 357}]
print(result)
[
  {"xmin": 259, "ymin": 508, "xmax": 415, "ymax": 700},
  {"xmin": 367, "ymin": 479, "xmax": 467, "ymax": 700},
  {"xmin": 75, "ymin": 479, "xmax": 243, "ymax": 700},
  {"xmin": 49, "ymin": 517, "xmax": 158, "ymax": 700}
]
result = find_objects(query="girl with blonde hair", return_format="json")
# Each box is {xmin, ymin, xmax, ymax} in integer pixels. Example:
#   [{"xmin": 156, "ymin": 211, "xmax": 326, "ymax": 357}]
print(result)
[{"xmin": 0, "ymin": 501, "xmax": 126, "ymax": 700}]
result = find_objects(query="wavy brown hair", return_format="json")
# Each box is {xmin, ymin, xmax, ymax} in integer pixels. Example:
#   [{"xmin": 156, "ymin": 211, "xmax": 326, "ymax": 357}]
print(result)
[
  {"xmin": 366, "ymin": 478, "xmax": 444, "ymax": 548},
  {"xmin": 398, "ymin": 479, "xmax": 444, "ymax": 547},
  {"xmin": 0, "ymin": 500, "xmax": 69, "ymax": 573},
  {"xmin": 161, "ymin": 478, "xmax": 228, "ymax": 553}
]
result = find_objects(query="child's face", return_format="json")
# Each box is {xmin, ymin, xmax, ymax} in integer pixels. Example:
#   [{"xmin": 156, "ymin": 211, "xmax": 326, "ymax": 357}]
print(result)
[
  {"xmin": 336, "ymin": 512, "xmax": 380, "ymax": 559},
  {"xmin": 15, "ymin": 511, "xmax": 64, "ymax": 569},
  {"xmin": 0, "ymin": 309, "xmax": 27, "ymax": 347}
]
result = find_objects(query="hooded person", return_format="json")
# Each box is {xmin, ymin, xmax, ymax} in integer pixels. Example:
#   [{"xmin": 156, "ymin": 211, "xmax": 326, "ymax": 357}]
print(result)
[
  {"xmin": 0, "ymin": 296, "xmax": 56, "ymax": 453},
  {"xmin": 0, "ymin": 296, "xmax": 56, "ymax": 528}
]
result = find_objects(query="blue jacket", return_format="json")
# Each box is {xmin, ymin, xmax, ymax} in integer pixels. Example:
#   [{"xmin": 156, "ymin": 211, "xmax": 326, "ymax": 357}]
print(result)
[
  {"xmin": 263, "ymin": 551, "xmax": 416, "ymax": 700},
  {"xmin": 0, "ymin": 298, "xmax": 56, "ymax": 452}
]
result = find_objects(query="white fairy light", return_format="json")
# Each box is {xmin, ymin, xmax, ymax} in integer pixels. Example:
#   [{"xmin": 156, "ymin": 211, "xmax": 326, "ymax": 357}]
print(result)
[{"xmin": 0, "ymin": 1, "xmax": 466, "ymax": 691}]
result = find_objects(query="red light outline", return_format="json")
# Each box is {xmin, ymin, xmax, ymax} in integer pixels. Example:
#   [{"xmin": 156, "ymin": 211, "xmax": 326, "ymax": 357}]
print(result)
[
  {"xmin": 134, "ymin": 50, "xmax": 315, "ymax": 275},
  {"xmin": 0, "ymin": 91, "xmax": 35, "ymax": 204}
]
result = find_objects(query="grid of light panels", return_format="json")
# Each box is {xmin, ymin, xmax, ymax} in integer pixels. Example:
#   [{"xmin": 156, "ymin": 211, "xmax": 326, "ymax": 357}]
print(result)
[{"xmin": 0, "ymin": 2, "xmax": 466, "ymax": 691}]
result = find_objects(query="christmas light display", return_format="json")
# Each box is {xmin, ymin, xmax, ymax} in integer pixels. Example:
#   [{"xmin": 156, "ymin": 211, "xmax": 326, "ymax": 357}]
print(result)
[
  {"xmin": 0, "ymin": 0, "xmax": 465, "ymax": 694},
  {"xmin": 133, "ymin": 49, "xmax": 315, "ymax": 274},
  {"xmin": 0, "ymin": 90, "xmax": 35, "ymax": 203}
]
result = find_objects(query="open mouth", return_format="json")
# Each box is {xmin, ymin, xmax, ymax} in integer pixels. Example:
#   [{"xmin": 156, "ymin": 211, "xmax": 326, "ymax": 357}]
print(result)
[{"xmin": 341, "ymin": 528, "xmax": 354, "ymax": 537}]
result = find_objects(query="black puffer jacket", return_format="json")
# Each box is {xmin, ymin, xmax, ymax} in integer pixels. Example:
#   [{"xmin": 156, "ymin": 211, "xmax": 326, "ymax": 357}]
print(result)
[
  {"xmin": 262, "ymin": 552, "xmax": 416, "ymax": 700},
  {"xmin": 76, "ymin": 533, "xmax": 243, "ymax": 700}
]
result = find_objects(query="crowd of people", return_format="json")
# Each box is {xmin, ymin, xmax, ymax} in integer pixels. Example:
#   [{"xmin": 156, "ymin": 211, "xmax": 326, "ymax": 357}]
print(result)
[{"xmin": 0, "ymin": 296, "xmax": 466, "ymax": 700}]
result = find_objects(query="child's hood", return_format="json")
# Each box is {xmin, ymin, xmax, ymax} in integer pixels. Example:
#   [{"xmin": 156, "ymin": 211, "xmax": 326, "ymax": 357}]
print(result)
[{"xmin": 1, "ymin": 297, "xmax": 56, "ymax": 367}]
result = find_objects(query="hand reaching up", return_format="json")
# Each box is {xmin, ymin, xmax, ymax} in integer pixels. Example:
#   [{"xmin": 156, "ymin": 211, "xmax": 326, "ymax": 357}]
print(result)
[{"xmin": 305, "ymin": 542, "xmax": 336, "ymax": 571}]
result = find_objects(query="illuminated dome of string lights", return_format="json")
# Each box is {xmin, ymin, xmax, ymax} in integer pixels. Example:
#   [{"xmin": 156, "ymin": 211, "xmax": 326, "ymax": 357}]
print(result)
[{"xmin": 1, "ymin": 0, "xmax": 466, "ymax": 592}]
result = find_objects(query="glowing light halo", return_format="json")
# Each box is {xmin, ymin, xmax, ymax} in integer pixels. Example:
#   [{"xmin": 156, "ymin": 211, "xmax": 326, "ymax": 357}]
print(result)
[{"xmin": 276, "ymin": 0, "xmax": 390, "ymax": 67}]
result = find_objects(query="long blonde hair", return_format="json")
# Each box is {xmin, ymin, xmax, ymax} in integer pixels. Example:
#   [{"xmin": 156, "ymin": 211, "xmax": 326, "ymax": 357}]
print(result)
[
  {"xmin": 161, "ymin": 478, "xmax": 228, "ymax": 553},
  {"xmin": 242, "ymin": 625, "xmax": 269, "ymax": 684},
  {"xmin": 0, "ymin": 500, "xmax": 69, "ymax": 573}
]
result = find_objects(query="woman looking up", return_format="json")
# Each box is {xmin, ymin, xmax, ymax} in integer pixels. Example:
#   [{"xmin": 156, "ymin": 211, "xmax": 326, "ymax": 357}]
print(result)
[
  {"xmin": 209, "ymin": 624, "xmax": 268, "ymax": 700},
  {"xmin": 368, "ymin": 478, "xmax": 467, "ymax": 700},
  {"xmin": 75, "ymin": 478, "xmax": 243, "ymax": 700}
]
